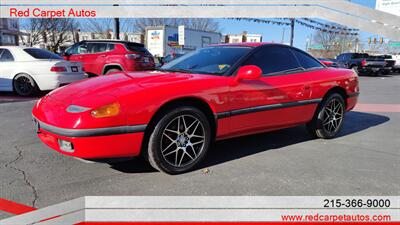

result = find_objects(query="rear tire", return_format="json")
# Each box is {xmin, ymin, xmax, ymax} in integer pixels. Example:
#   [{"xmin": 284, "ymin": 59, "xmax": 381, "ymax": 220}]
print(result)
[
  {"xmin": 13, "ymin": 73, "xmax": 39, "ymax": 97},
  {"xmin": 146, "ymin": 106, "xmax": 211, "ymax": 174},
  {"xmin": 307, "ymin": 93, "xmax": 345, "ymax": 139}
]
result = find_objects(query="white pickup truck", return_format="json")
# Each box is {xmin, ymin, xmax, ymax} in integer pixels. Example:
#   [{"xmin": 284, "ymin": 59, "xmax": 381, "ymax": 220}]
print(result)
[{"xmin": 392, "ymin": 55, "xmax": 400, "ymax": 72}]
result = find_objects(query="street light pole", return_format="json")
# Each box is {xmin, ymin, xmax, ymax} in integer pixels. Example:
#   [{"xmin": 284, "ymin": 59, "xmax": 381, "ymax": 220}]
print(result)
[
  {"xmin": 115, "ymin": 18, "xmax": 120, "ymax": 40},
  {"xmin": 290, "ymin": 18, "xmax": 295, "ymax": 46},
  {"xmin": 113, "ymin": 4, "xmax": 120, "ymax": 40}
]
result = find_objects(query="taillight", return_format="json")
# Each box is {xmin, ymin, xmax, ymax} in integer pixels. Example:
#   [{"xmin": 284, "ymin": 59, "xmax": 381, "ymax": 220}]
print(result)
[
  {"xmin": 50, "ymin": 66, "xmax": 67, "ymax": 72},
  {"xmin": 361, "ymin": 59, "xmax": 367, "ymax": 67},
  {"xmin": 125, "ymin": 54, "xmax": 141, "ymax": 60}
]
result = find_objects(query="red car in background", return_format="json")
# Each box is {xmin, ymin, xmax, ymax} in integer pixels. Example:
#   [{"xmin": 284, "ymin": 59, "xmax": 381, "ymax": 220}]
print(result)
[
  {"xmin": 33, "ymin": 43, "xmax": 359, "ymax": 174},
  {"xmin": 63, "ymin": 40, "xmax": 155, "ymax": 76},
  {"xmin": 318, "ymin": 58, "xmax": 338, "ymax": 68}
]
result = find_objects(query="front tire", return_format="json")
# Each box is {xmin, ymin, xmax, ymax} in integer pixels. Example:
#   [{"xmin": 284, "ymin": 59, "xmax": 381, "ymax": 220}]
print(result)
[
  {"xmin": 307, "ymin": 93, "xmax": 345, "ymax": 139},
  {"xmin": 146, "ymin": 106, "xmax": 211, "ymax": 174},
  {"xmin": 13, "ymin": 73, "xmax": 39, "ymax": 97}
]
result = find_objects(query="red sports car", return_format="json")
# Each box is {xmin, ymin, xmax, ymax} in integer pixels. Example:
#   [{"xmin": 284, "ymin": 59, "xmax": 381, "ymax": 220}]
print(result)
[{"xmin": 32, "ymin": 43, "xmax": 359, "ymax": 174}]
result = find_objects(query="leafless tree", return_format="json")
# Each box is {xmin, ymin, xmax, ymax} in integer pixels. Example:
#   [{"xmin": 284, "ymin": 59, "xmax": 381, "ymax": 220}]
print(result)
[
  {"xmin": 313, "ymin": 27, "xmax": 359, "ymax": 58},
  {"xmin": 131, "ymin": 18, "xmax": 220, "ymax": 33},
  {"xmin": 20, "ymin": 18, "xmax": 78, "ymax": 52},
  {"xmin": 182, "ymin": 18, "xmax": 220, "ymax": 32},
  {"xmin": 19, "ymin": 19, "xmax": 46, "ymax": 47},
  {"xmin": 81, "ymin": 18, "xmax": 136, "ymax": 38},
  {"xmin": 82, "ymin": 19, "xmax": 113, "ymax": 39},
  {"xmin": 45, "ymin": 19, "xmax": 79, "ymax": 52}
]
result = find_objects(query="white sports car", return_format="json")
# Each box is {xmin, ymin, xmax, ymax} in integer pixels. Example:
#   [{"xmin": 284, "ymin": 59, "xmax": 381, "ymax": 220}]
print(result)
[{"xmin": 0, "ymin": 46, "xmax": 87, "ymax": 96}]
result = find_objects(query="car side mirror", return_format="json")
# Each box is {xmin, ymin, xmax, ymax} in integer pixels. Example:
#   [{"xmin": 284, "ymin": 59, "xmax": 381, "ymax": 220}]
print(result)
[{"xmin": 236, "ymin": 65, "xmax": 262, "ymax": 81}]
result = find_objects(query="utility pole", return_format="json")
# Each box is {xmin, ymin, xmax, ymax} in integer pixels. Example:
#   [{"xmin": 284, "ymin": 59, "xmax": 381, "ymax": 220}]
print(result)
[
  {"xmin": 281, "ymin": 28, "xmax": 286, "ymax": 44},
  {"xmin": 115, "ymin": 18, "xmax": 120, "ymax": 40},
  {"xmin": 113, "ymin": 4, "xmax": 120, "ymax": 40},
  {"xmin": 290, "ymin": 18, "xmax": 295, "ymax": 46}
]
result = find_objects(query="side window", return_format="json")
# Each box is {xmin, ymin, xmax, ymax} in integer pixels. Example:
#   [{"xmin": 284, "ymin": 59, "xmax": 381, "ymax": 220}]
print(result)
[
  {"xmin": 68, "ymin": 43, "xmax": 88, "ymax": 55},
  {"xmin": 0, "ymin": 49, "xmax": 14, "ymax": 62},
  {"xmin": 337, "ymin": 54, "xmax": 343, "ymax": 61},
  {"xmin": 77, "ymin": 44, "xmax": 88, "ymax": 54},
  {"xmin": 242, "ymin": 46, "xmax": 301, "ymax": 75},
  {"xmin": 89, "ymin": 43, "xmax": 108, "ymax": 53},
  {"xmin": 107, "ymin": 44, "xmax": 115, "ymax": 51},
  {"xmin": 291, "ymin": 49, "xmax": 323, "ymax": 70}
]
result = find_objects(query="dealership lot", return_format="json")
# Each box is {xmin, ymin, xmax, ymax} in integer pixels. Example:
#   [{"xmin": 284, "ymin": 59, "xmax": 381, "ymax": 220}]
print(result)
[{"xmin": 1, "ymin": 74, "xmax": 400, "ymax": 219}]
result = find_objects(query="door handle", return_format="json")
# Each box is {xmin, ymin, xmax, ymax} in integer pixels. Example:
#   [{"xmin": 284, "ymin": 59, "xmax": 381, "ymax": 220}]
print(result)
[
  {"xmin": 99, "ymin": 55, "xmax": 106, "ymax": 58},
  {"xmin": 304, "ymin": 84, "xmax": 311, "ymax": 90}
]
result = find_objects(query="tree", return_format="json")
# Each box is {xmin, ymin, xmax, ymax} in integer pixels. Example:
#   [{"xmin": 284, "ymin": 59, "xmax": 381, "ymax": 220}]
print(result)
[
  {"xmin": 81, "ymin": 18, "xmax": 136, "ymax": 39},
  {"xmin": 312, "ymin": 26, "xmax": 359, "ymax": 58},
  {"xmin": 131, "ymin": 18, "xmax": 220, "ymax": 33},
  {"xmin": 19, "ymin": 19, "xmax": 46, "ymax": 47},
  {"xmin": 20, "ymin": 18, "xmax": 78, "ymax": 52},
  {"xmin": 45, "ymin": 19, "xmax": 79, "ymax": 52},
  {"xmin": 82, "ymin": 19, "xmax": 113, "ymax": 39},
  {"xmin": 182, "ymin": 18, "xmax": 219, "ymax": 32}
]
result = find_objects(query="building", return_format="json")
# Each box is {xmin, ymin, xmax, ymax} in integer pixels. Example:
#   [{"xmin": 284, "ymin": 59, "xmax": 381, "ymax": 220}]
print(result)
[
  {"xmin": 0, "ymin": 19, "xmax": 19, "ymax": 46},
  {"xmin": 145, "ymin": 26, "xmax": 221, "ymax": 57},
  {"xmin": 223, "ymin": 32, "xmax": 263, "ymax": 43}
]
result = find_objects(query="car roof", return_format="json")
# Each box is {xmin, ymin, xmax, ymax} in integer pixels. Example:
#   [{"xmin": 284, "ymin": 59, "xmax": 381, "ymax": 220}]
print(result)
[
  {"xmin": 0, "ymin": 46, "xmax": 60, "ymax": 61},
  {"xmin": 0, "ymin": 46, "xmax": 27, "ymax": 50},
  {"xmin": 0, "ymin": 46, "xmax": 42, "ymax": 50},
  {"xmin": 80, "ymin": 39, "xmax": 144, "ymax": 45},
  {"xmin": 211, "ymin": 42, "xmax": 277, "ymax": 47}
]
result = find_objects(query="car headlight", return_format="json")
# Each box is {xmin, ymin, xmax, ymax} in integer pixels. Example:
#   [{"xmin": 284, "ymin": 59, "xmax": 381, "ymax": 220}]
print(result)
[
  {"xmin": 66, "ymin": 105, "xmax": 91, "ymax": 113},
  {"xmin": 91, "ymin": 103, "xmax": 120, "ymax": 118}
]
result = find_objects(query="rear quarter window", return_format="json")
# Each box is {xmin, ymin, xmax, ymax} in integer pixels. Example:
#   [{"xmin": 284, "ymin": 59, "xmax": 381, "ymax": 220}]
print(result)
[
  {"xmin": 24, "ymin": 48, "xmax": 62, "ymax": 59},
  {"xmin": 291, "ymin": 49, "xmax": 323, "ymax": 70},
  {"xmin": 125, "ymin": 43, "xmax": 151, "ymax": 55},
  {"xmin": 0, "ymin": 49, "xmax": 14, "ymax": 62}
]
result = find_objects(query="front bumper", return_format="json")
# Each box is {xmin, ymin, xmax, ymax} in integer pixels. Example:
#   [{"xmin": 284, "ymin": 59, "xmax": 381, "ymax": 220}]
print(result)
[
  {"xmin": 346, "ymin": 92, "xmax": 359, "ymax": 111},
  {"xmin": 33, "ymin": 117, "xmax": 146, "ymax": 159}
]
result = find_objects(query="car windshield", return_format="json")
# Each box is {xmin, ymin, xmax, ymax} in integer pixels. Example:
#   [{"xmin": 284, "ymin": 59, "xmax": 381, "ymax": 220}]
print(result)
[
  {"xmin": 24, "ymin": 48, "xmax": 63, "ymax": 60},
  {"xmin": 160, "ymin": 46, "xmax": 252, "ymax": 75}
]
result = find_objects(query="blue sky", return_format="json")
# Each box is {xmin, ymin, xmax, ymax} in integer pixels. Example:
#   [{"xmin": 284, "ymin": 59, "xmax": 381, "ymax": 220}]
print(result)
[
  {"xmin": 217, "ymin": 0, "xmax": 377, "ymax": 50},
  {"xmin": 19, "ymin": 0, "xmax": 379, "ymax": 50}
]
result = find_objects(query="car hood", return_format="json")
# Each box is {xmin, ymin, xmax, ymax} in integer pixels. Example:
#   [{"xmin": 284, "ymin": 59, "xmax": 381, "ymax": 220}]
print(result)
[{"xmin": 47, "ymin": 70, "xmax": 203, "ymax": 107}]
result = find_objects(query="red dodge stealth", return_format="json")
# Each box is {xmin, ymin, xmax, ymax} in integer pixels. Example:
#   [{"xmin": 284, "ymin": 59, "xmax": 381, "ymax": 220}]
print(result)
[{"xmin": 32, "ymin": 43, "xmax": 359, "ymax": 174}]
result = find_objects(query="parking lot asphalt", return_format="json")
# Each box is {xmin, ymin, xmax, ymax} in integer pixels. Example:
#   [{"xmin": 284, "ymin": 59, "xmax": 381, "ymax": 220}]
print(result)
[{"xmin": 1, "ymin": 74, "xmax": 399, "ymax": 219}]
